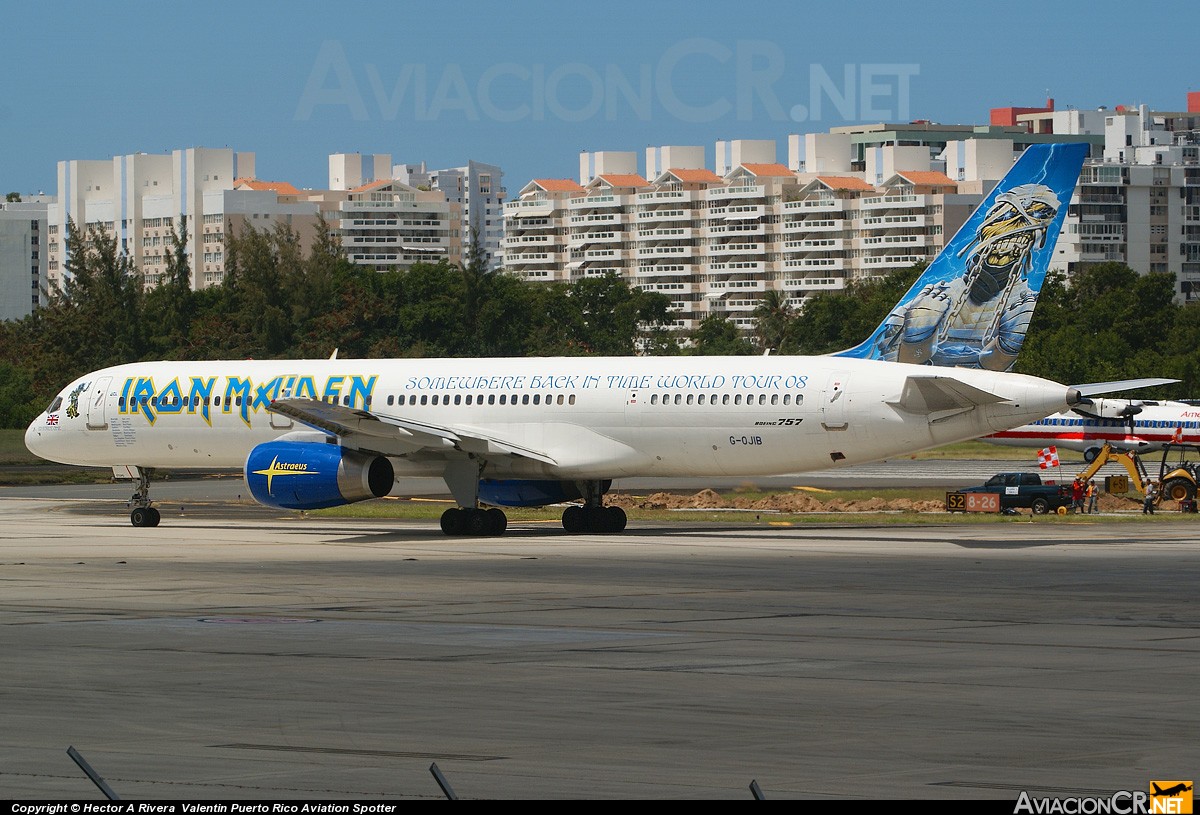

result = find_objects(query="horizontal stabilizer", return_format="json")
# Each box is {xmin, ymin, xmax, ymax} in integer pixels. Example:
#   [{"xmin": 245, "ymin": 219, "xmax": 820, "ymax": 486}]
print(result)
[
  {"xmin": 887, "ymin": 375, "xmax": 1009, "ymax": 414},
  {"xmin": 1071, "ymin": 378, "xmax": 1180, "ymax": 397}
]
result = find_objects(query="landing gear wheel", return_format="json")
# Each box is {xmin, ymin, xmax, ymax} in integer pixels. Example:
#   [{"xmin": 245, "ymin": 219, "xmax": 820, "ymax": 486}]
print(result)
[
  {"xmin": 440, "ymin": 508, "xmax": 465, "ymax": 535},
  {"xmin": 467, "ymin": 509, "xmax": 490, "ymax": 536},
  {"xmin": 562, "ymin": 505, "xmax": 585, "ymax": 533},
  {"xmin": 605, "ymin": 505, "xmax": 627, "ymax": 532},
  {"xmin": 130, "ymin": 506, "xmax": 160, "ymax": 527},
  {"xmin": 485, "ymin": 508, "xmax": 507, "ymax": 536},
  {"xmin": 582, "ymin": 506, "xmax": 608, "ymax": 532}
]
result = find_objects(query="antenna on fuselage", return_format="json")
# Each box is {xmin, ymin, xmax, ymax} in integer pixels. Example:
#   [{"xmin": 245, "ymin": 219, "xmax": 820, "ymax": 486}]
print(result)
[{"xmin": 329, "ymin": 348, "xmax": 339, "ymax": 360}]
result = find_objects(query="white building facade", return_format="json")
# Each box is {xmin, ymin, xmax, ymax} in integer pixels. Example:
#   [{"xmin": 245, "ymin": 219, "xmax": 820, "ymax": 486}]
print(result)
[{"xmin": 0, "ymin": 198, "xmax": 49, "ymax": 320}]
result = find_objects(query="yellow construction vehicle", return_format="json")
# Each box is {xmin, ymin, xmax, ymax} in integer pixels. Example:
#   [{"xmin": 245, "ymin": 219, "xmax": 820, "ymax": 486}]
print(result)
[
  {"xmin": 1076, "ymin": 442, "xmax": 1200, "ymax": 505},
  {"xmin": 1075, "ymin": 442, "xmax": 1151, "ymax": 497},
  {"xmin": 1155, "ymin": 443, "xmax": 1200, "ymax": 502}
]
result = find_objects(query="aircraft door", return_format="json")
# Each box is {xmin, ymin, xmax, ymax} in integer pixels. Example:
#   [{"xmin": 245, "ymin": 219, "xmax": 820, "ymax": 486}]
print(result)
[
  {"xmin": 85, "ymin": 376, "xmax": 112, "ymax": 430},
  {"xmin": 821, "ymin": 370, "xmax": 850, "ymax": 431}
]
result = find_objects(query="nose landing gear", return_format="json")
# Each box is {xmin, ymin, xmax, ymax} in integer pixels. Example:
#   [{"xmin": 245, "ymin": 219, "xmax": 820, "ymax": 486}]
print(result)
[{"xmin": 128, "ymin": 468, "xmax": 161, "ymax": 527}]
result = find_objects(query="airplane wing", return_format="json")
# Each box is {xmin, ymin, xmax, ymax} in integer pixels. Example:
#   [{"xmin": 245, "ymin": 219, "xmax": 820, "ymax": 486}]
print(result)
[
  {"xmin": 267, "ymin": 398, "xmax": 559, "ymax": 465},
  {"xmin": 887, "ymin": 375, "xmax": 1009, "ymax": 416}
]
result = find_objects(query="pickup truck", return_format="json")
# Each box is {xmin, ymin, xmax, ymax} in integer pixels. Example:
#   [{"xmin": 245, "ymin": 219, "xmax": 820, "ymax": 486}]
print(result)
[{"xmin": 955, "ymin": 472, "xmax": 1073, "ymax": 514}]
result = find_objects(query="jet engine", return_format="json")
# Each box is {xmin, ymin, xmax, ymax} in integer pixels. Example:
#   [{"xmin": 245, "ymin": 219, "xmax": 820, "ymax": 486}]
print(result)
[
  {"xmin": 1072, "ymin": 398, "xmax": 1143, "ymax": 422},
  {"xmin": 244, "ymin": 441, "xmax": 394, "ymax": 510}
]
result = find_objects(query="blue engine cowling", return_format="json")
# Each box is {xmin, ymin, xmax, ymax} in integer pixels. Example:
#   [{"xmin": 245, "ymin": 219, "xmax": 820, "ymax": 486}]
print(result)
[
  {"xmin": 245, "ymin": 441, "xmax": 394, "ymax": 510},
  {"xmin": 478, "ymin": 479, "xmax": 611, "ymax": 508}
]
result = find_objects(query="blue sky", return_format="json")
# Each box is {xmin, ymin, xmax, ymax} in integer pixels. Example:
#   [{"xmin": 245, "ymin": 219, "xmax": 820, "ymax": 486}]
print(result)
[{"xmin": 2, "ymin": 0, "xmax": 1196, "ymax": 196}]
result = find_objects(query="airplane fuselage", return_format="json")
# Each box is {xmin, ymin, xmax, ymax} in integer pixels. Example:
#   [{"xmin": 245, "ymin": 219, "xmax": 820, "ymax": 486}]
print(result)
[
  {"xmin": 985, "ymin": 400, "xmax": 1200, "ymax": 457},
  {"xmin": 27, "ymin": 355, "xmax": 1074, "ymax": 480}
]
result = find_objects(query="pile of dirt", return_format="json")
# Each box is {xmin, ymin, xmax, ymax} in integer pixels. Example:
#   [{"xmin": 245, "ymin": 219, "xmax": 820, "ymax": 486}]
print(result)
[{"xmin": 608, "ymin": 489, "xmax": 943, "ymax": 514}]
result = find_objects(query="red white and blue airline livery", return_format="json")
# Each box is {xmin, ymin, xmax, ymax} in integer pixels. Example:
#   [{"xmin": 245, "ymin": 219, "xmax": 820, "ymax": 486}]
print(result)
[
  {"xmin": 985, "ymin": 397, "xmax": 1200, "ymax": 462},
  {"xmin": 27, "ymin": 143, "xmax": 1106, "ymax": 535}
]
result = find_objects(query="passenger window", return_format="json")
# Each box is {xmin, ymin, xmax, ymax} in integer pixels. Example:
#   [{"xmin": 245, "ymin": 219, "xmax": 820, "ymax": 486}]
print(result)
[
  {"xmin": 735, "ymin": 395, "xmax": 742, "ymax": 405},
  {"xmin": 499, "ymin": 395, "xmax": 507, "ymax": 405},
  {"xmin": 488, "ymin": 394, "xmax": 496, "ymax": 405},
  {"xmin": 557, "ymin": 395, "xmax": 564, "ymax": 405},
  {"xmin": 522, "ymin": 394, "xmax": 530, "ymax": 405},
  {"xmin": 420, "ymin": 395, "xmax": 428, "ymax": 406},
  {"xmin": 771, "ymin": 394, "xmax": 779, "ymax": 405},
  {"xmin": 698, "ymin": 394, "xmax": 706, "ymax": 405},
  {"xmin": 569, "ymin": 395, "xmax": 576, "ymax": 405},
  {"xmin": 686, "ymin": 394, "xmax": 694, "ymax": 405},
  {"xmin": 783, "ymin": 394, "xmax": 791, "ymax": 405},
  {"xmin": 674, "ymin": 394, "xmax": 682, "ymax": 405},
  {"xmin": 454, "ymin": 395, "xmax": 462, "ymax": 405},
  {"xmin": 533, "ymin": 394, "xmax": 540, "ymax": 405},
  {"xmin": 796, "ymin": 394, "xmax": 804, "ymax": 405},
  {"xmin": 651, "ymin": 394, "xmax": 658, "ymax": 405},
  {"xmin": 723, "ymin": 394, "xmax": 730, "ymax": 405}
]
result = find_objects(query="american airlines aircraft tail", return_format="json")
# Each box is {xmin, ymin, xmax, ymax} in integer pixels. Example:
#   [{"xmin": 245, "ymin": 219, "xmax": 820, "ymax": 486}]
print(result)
[{"xmin": 26, "ymin": 143, "xmax": 1091, "ymax": 535}]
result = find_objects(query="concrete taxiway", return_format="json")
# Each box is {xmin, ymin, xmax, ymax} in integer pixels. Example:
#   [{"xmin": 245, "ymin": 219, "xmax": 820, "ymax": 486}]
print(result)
[{"xmin": 1, "ymin": 494, "xmax": 1197, "ymax": 800}]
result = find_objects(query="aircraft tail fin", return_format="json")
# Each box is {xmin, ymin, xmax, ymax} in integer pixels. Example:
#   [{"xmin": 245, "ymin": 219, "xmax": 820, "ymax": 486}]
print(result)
[{"xmin": 835, "ymin": 141, "xmax": 1089, "ymax": 371}]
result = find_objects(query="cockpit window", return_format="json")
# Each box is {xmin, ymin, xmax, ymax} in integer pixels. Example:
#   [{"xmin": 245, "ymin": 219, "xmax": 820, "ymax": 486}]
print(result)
[{"xmin": 46, "ymin": 396, "xmax": 63, "ymax": 414}]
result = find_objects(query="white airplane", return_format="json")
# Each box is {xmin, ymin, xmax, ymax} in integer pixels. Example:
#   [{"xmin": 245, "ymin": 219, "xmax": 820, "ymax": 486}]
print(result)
[
  {"xmin": 27, "ymin": 143, "xmax": 1104, "ymax": 535},
  {"xmin": 984, "ymin": 396, "xmax": 1200, "ymax": 461}
]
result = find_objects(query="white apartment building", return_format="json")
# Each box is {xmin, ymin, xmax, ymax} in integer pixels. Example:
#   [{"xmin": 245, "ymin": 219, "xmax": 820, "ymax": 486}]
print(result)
[
  {"xmin": 1050, "ymin": 105, "xmax": 1200, "ymax": 299},
  {"xmin": 636, "ymin": 167, "xmax": 724, "ymax": 331},
  {"xmin": 0, "ymin": 198, "xmax": 49, "ymax": 320},
  {"xmin": 329, "ymin": 179, "xmax": 461, "ymax": 271},
  {"xmin": 503, "ymin": 139, "xmax": 999, "ymax": 332},
  {"xmin": 45, "ymin": 148, "xmax": 324, "ymax": 290},
  {"xmin": 705, "ymin": 162, "xmax": 796, "ymax": 329},
  {"xmin": 337, "ymin": 154, "xmax": 505, "ymax": 270},
  {"xmin": 423, "ymin": 160, "xmax": 505, "ymax": 271},
  {"xmin": 502, "ymin": 179, "xmax": 582, "ymax": 283},
  {"xmin": 568, "ymin": 173, "xmax": 649, "ymax": 282}
]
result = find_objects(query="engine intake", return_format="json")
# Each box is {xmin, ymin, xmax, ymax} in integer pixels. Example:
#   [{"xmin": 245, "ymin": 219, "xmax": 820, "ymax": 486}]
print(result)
[{"xmin": 245, "ymin": 441, "xmax": 394, "ymax": 510}]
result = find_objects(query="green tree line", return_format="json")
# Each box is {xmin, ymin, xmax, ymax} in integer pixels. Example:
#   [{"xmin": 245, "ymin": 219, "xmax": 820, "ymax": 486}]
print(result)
[{"xmin": 1, "ymin": 216, "xmax": 1196, "ymax": 428}]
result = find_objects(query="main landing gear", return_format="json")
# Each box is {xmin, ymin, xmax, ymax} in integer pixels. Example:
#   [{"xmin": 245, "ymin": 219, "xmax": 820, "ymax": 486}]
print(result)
[
  {"xmin": 560, "ymin": 480, "xmax": 627, "ymax": 534},
  {"xmin": 439, "ymin": 507, "xmax": 507, "ymax": 537},
  {"xmin": 129, "ymin": 467, "xmax": 161, "ymax": 528},
  {"xmin": 561, "ymin": 504, "xmax": 626, "ymax": 533},
  {"xmin": 439, "ymin": 459, "xmax": 508, "ymax": 537}
]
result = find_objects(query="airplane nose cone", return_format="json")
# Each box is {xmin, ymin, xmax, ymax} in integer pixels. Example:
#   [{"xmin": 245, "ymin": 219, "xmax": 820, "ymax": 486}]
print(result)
[{"xmin": 24, "ymin": 417, "xmax": 42, "ymax": 457}]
